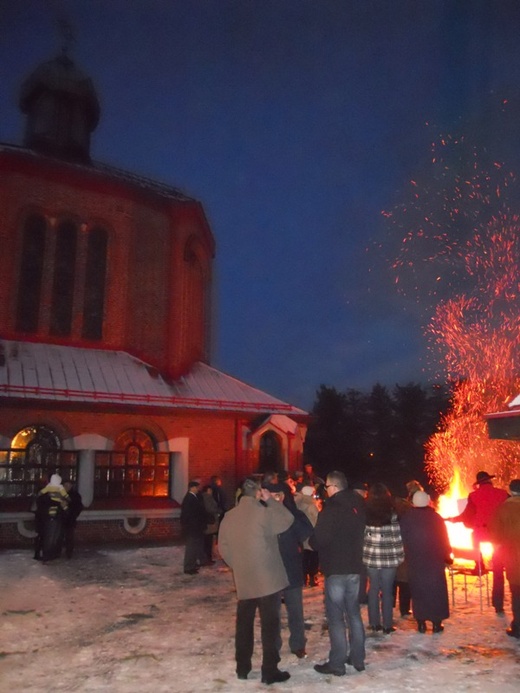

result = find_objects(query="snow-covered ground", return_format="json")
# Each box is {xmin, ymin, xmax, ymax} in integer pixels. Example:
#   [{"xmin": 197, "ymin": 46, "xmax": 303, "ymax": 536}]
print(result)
[{"xmin": 1, "ymin": 545, "xmax": 519, "ymax": 692}]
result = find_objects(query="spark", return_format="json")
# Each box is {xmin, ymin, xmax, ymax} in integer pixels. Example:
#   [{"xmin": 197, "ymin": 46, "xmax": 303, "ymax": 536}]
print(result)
[{"xmin": 386, "ymin": 129, "xmax": 520, "ymax": 492}]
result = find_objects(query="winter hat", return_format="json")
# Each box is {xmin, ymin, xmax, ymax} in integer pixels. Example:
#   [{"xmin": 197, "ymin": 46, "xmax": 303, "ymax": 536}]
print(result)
[
  {"xmin": 509, "ymin": 479, "xmax": 520, "ymax": 496},
  {"xmin": 301, "ymin": 485, "xmax": 315, "ymax": 496},
  {"xmin": 475, "ymin": 471, "xmax": 495, "ymax": 484},
  {"xmin": 412, "ymin": 490, "xmax": 430, "ymax": 507},
  {"xmin": 49, "ymin": 473, "xmax": 62, "ymax": 486}
]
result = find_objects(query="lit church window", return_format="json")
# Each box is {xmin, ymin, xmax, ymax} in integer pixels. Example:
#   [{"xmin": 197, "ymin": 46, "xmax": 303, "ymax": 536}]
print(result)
[
  {"xmin": 94, "ymin": 429, "xmax": 169, "ymax": 499},
  {"xmin": 0, "ymin": 425, "xmax": 77, "ymax": 498}
]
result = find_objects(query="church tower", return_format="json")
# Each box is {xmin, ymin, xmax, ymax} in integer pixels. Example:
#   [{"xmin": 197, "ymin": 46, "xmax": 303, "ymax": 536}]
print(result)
[
  {"xmin": 0, "ymin": 48, "xmax": 306, "ymax": 545},
  {"xmin": 19, "ymin": 52, "xmax": 100, "ymax": 163}
]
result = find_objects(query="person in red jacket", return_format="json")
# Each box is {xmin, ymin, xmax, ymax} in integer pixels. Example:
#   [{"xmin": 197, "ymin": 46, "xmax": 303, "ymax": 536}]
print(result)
[{"xmin": 448, "ymin": 470, "xmax": 509, "ymax": 612}]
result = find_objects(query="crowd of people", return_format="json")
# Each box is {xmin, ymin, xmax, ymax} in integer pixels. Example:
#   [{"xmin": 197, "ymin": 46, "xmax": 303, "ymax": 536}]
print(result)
[{"xmin": 177, "ymin": 465, "xmax": 520, "ymax": 685}]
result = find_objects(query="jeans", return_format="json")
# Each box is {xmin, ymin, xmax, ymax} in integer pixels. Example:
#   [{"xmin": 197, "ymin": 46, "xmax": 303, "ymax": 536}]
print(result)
[
  {"xmin": 367, "ymin": 566, "xmax": 397, "ymax": 629},
  {"xmin": 277, "ymin": 586, "xmax": 306, "ymax": 652},
  {"xmin": 236, "ymin": 592, "xmax": 281, "ymax": 677},
  {"xmin": 324, "ymin": 574, "xmax": 365, "ymax": 672}
]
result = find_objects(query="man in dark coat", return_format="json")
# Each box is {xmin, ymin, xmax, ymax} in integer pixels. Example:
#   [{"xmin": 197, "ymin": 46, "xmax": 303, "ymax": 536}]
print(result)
[
  {"xmin": 400, "ymin": 490, "xmax": 452, "ymax": 633},
  {"xmin": 210, "ymin": 475, "xmax": 228, "ymax": 520},
  {"xmin": 33, "ymin": 488, "xmax": 50, "ymax": 560},
  {"xmin": 63, "ymin": 481, "xmax": 84, "ymax": 558},
  {"xmin": 180, "ymin": 480, "xmax": 207, "ymax": 575},
  {"xmin": 309, "ymin": 470, "xmax": 366, "ymax": 676},
  {"xmin": 264, "ymin": 482, "xmax": 313, "ymax": 658}
]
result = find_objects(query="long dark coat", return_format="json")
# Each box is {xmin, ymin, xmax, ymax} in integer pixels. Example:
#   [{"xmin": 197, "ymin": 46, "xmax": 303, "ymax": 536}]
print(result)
[
  {"xmin": 400, "ymin": 506, "xmax": 451, "ymax": 622},
  {"xmin": 180, "ymin": 491, "xmax": 207, "ymax": 537},
  {"xmin": 278, "ymin": 507, "xmax": 313, "ymax": 588}
]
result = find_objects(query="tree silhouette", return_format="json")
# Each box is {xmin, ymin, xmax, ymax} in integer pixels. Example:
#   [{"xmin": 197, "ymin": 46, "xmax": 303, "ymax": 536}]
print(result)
[{"xmin": 304, "ymin": 382, "xmax": 450, "ymax": 495}]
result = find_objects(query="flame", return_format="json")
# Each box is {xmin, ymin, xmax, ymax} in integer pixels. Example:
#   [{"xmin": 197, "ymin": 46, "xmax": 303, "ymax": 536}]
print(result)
[
  {"xmin": 438, "ymin": 468, "xmax": 474, "ymax": 552},
  {"xmin": 424, "ymin": 214, "xmax": 520, "ymax": 492},
  {"xmin": 385, "ymin": 129, "xmax": 520, "ymax": 569},
  {"xmin": 438, "ymin": 469, "xmax": 494, "ymax": 563}
]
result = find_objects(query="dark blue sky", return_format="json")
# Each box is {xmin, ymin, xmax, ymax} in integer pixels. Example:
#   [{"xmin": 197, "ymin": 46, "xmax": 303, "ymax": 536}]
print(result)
[{"xmin": 2, "ymin": 1, "xmax": 520, "ymax": 409}]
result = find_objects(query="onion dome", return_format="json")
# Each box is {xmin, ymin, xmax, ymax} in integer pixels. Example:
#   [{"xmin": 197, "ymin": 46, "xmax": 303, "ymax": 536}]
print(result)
[{"xmin": 19, "ymin": 53, "xmax": 100, "ymax": 163}]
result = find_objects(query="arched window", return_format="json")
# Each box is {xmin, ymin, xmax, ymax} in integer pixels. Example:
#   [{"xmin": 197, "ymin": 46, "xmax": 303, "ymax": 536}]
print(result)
[
  {"xmin": 50, "ymin": 221, "xmax": 77, "ymax": 336},
  {"xmin": 12, "ymin": 424, "xmax": 60, "ymax": 466},
  {"xmin": 0, "ymin": 425, "xmax": 76, "ymax": 499},
  {"xmin": 115, "ymin": 428, "xmax": 156, "ymax": 457},
  {"xmin": 94, "ymin": 429, "xmax": 169, "ymax": 498},
  {"xmin": 82, "ymin": 227, "xmax": 107, "ymax": 340},
  {"xmin": 258, "ymin": 431, "xmax": 282, "ymax": 474},
  {"xmin": 16, "ymin": 215, "xmax": 46, "ymax": 333}
]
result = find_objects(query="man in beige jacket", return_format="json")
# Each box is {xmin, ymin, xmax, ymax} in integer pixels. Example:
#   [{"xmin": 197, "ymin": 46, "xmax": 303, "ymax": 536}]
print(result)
[{"xmin": 218, "ymin": 477, "xmax": 294, "ymax": 685}]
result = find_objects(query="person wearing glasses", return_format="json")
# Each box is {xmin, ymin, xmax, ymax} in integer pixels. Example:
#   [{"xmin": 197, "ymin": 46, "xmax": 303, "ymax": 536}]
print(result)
[{"xmin": 309, "ymin": 471, "xmax": 366, "ymax": 676}]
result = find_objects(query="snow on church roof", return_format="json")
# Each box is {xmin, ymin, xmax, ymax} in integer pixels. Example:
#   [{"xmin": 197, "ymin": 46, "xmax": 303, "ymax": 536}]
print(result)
[
  {"xmin": 0, "ymin": 339, "xmax": 307, "ymax": 416},
  {"xmin": 485, "ymin": 392, "xmax": 520, "ymax": 420}
]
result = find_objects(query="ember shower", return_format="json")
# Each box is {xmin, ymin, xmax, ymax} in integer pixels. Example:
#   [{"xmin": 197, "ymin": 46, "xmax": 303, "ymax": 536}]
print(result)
[{"xmin": 385, "ymin": 129, "xmax": 520, "ymax": 493}]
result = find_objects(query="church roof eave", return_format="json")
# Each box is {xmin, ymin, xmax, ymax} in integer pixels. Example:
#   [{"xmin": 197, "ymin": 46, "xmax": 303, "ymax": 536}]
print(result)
[{"xmin": 0, "ymin": 339, "xmax": 307, "ymax": 418}]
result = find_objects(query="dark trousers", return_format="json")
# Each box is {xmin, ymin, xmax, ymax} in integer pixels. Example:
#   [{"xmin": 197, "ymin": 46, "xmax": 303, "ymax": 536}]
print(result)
[
  {"xmin": 303, "ymin": 549, "xmax": 319, "ymax": 585},
  {"xmin": 34, "ymin": 530, "xmax": 44, "ymax": 559},
  {"xmin": 235, "ymin": 592, "xmax": 281, "ymax": 677},
  {"xmin": 183, "ymin": 532, "xmax": 204, "ymax": 572},
  {"xmin": 510, "ymin": 582, "xmax": 520, "ymax": 631},
  {"xmin": 509, "ymin": 582, "xmax": 520, "ymax": 636},
  {"xmin": 491, "ymin": 546, "xmax": 505, "ymax": 611},
  {"xmin": 64, "ymin": 523, "xmax": 76, "ymax": 558},
  {"xmin": 42, "ymin": 516, "xmax": 63, "ymax": 561},
  {"xmin": 395, "ymin": 580, "xmax": 411, "ymax": 615},
  {"xmin": 203, "ymin": 533, "xmax": 216, "ymax": 562}
]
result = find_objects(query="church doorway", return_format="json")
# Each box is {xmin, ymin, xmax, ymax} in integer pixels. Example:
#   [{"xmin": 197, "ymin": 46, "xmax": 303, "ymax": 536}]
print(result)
[{"xmin": 258, "ymin": 430, "xmax": 282, "ymax": 474}]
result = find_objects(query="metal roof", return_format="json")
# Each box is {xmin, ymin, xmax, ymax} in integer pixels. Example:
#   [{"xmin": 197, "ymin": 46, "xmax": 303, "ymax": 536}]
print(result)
[
  {"xmin": 485, "ymin": 393, "xmax": 520, "ymax": 420},
  {"xmin": 0, "ymin": 339, "xmax": 307, "ymax": 416}
]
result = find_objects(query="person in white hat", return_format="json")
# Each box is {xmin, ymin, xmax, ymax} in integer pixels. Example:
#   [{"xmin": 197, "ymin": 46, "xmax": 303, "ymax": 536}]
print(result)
[{"xmin": 400, "ymin": 490, "xmax": 452, "ymax": 634}]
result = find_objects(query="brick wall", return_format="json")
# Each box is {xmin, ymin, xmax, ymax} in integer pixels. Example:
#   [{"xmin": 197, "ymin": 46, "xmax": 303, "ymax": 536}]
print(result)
[
  {"xmin": 0, "ymin": 149, "xmax": 214, "ymax": 377},
  {"xmin": 0, "ymin": 516, "xmax": 182, "ymax": 550}
]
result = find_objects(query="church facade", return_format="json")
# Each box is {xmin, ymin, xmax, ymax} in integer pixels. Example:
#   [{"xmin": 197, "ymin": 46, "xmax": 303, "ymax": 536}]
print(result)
[{"xmin": 0, "ymin": 54, "xmax": 307, "ymax": 547}]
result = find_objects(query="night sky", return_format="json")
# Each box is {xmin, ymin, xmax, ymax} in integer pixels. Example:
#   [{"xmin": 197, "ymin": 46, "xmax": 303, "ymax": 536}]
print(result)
[{"xmin": 2, "ymin": 1, "xmax": 520, "ymax": 410}]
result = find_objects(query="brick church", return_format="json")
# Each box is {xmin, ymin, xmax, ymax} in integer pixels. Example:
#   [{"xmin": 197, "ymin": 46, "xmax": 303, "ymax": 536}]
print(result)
[{"xmin": 0, "ymin": 53, "xmax": 307, "ymax": 547}]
